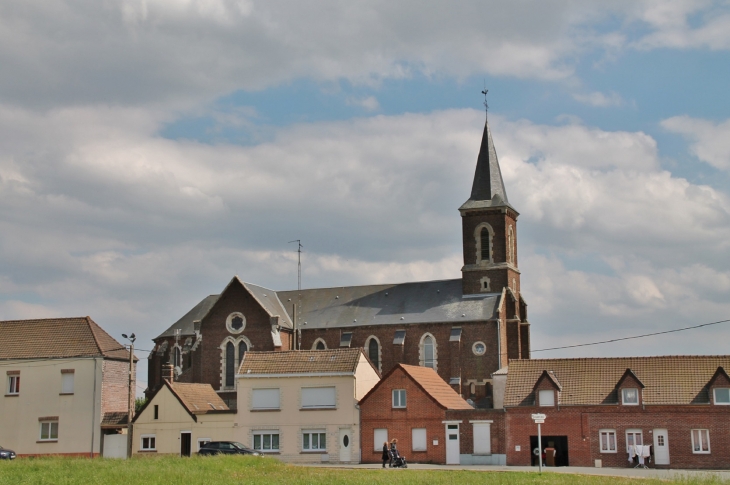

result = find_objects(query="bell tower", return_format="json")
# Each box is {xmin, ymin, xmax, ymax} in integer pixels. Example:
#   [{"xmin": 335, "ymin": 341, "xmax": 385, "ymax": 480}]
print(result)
[{"xmin": 459, "ymin": 115, "xmax": 520, "ymax": 298}]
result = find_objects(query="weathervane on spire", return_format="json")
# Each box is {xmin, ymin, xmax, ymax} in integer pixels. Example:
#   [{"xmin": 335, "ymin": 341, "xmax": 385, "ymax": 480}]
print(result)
[{"xmin": 481, "ymin": 84, "xmax": 489, "ymax": 118}]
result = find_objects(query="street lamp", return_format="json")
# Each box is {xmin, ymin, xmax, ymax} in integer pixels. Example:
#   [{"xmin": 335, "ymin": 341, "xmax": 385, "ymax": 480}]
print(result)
[{"xmin": 122, "ymin": 333, "xmax": 136, "ymax": 459}]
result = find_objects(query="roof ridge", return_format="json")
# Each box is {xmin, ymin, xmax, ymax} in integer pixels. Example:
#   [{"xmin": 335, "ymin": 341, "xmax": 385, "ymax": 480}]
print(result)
[
  {"xmin": 275, "ymin": 278, "xmax": 462, "ymax": 293},
  {"xmin": 514, "ymin": 355, "xmax": 730, "ymax": 363}
]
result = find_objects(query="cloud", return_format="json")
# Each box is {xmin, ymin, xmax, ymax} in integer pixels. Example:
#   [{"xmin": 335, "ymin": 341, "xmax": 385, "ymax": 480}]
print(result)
[
  {"xmin": 661, "ymin": 115, "xmax": 730, "ymax": 171},
  {"xmin": 346, "ymin": 96, "xmax": 380, "ymax": 112},
  {"xmin": 572, "ymin": 91, "xmax": 624, "ymax": 107}
]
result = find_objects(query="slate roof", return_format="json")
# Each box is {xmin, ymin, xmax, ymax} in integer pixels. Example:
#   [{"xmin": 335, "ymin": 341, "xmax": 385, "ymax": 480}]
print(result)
[
  {"xmin": 157, "ymin": 295, "xmax": 219, "ymax": 338},
  {"xmin": 399, "ymin": 364, "xmax": 473, "ymax": 410},
  {"xmin": 277, "ymin": 279, "xmax": 500, "ymax": 330},
  {"xmin": 238, "ymin": 349, "xmax": 364, "ymax": 375},
  {"xmin": 0, "ymin": 317, "xmax": 132, "ymax": 361},
  {"xmin": 504, "ymin": 356, "xmax": 730, "ymax": 407},
  {"xmin": 169, "ymin": 382, "xmax": 229, "ymax": 414},
  {"xmin": 459, "ymin": 119, "xmax": 515, "ymax": 212}
]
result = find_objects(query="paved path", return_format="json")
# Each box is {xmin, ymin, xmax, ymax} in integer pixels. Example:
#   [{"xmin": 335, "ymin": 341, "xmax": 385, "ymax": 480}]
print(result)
[{"xmin": 302, "ymin": 463, "xmax": 730, "ymax": 481}]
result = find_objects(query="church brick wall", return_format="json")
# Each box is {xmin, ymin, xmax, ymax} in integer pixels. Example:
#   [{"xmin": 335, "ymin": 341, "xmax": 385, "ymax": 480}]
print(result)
[{"xmin": 506, "ymin": 405, "xmax": 730, "ymax": 469}]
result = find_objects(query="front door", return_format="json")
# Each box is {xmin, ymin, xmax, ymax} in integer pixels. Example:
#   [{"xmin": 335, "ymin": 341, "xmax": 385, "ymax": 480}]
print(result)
[
  {"xmin": 339, "ymin": 428, "xmax": 351, "ymax": 462},
  {"xmin": 180, "ymin": 432, "xmax": 192, "ymax": 457},
  {"xmin": 653, "ymin": 429, "xmax": 670, "ymax": 465},
  {"xmin": 446, "ymin": 423, "xmax": 460, "ymax": 464}
]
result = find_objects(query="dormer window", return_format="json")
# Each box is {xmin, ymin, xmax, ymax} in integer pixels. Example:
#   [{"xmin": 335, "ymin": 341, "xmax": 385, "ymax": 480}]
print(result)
[
  {"xmin": 713, "ymin": 388, "xmax": 730, "ymax": 405},
  {"xmin": 622, "ymin": 388, "xmax": 639, "ymax": 405},
  {"xmin": 538, "ymin": 389, "xmax": 555, "ymax": 407}
]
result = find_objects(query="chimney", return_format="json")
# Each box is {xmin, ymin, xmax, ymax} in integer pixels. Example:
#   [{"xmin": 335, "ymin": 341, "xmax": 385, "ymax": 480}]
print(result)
[{"xmin": 163, "ymin": 363, "xmax": 174, "ymax": 383}]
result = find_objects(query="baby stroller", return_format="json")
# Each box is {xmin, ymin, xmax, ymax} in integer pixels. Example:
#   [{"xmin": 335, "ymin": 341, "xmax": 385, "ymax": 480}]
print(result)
[{"xmin": 389, "ymin": 447, "xmax": 408, "ymax": 468}]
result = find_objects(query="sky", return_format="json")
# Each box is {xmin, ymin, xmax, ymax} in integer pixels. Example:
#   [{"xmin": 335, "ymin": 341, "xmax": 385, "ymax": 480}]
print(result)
[{"xmin": 1, "ymin": 0, "xmax": 730, "ymax": 395}]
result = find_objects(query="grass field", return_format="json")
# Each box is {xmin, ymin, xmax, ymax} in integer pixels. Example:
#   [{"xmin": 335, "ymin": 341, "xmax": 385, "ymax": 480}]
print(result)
[{"xmin": 1, "ymin": 456, "xmax": 728, "ymax": 485}]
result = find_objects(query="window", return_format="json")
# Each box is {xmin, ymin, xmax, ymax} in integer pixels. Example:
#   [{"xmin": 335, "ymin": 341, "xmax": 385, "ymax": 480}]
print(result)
[
  {"xmin": 692, "ymin": 429, "xmax": 710, "ymax": 454},
  {"xmin": 449, "ymin": 327, "xmax": 462, "ymax": 342},
  {"xmin": 472, "ymin": 422, "xmax": 492, "ymax": 454},
  {"xmin": 374, "ymin": 428, "xmax": 388, "ymax": 451},
  {"xmin": 412, "ymin": 428, "xmax": 427, "ymax": 452},
  {"xmin": 140, "ymin": 435, "xmax": 156, "ymax": 451},
  {"xmin": 625, "ymin": 429, "xmax": 643, "ymax": 452},
  {"xmin": 420, "ymin": 334, "xmax": 437, "ymax": 370},
  {"xmin": 622, "ymin": 388, "xmax": 639, "ymax": 405},
  {"xmin": 472, "ymin": 341, "xmax": 486, "ymax": 356},
  {"xmin": 174, "ymin": 347, "xmax": 181, "ymax": 368},
  {"xmin": 61, "ymin": 371, "xmax": 74, "ymax": 394},
  {"xmin": 480, "ymin": 227, "xmax": 491, "ymax": 262},
  {"xmin": 197, "ymin": 438, "xmax": 211, "ymax": 451},
  {"xmin": 340, "ymin": 332, "xmax": 352, "ymax": 347},
  {"xmin": 39, "ymin": 421, "xmax": 59, "ymax": 441},
  {"xmin": 252, "ymin": 389, "xmax": 280, "ymax": 410},
  {"xmin": 508, "ymin": 226, "xmax": 515, "ymax": 264},
  {"xmin": 253, "ymin": 431, "xmax": 279, "ymax": 452},
  {"xmin": 301, "ymin": 387, "xmax": 336, "ymax": 409},
  {"xmin": 538, "ymin": 389, "xmax": 555, "ymax": 407},
  {"xmin": 7, "ymin": 375, "xmax": 20, "ymax": 395},
  {"xmin": 368, "ymin": 337, "xmax": 380, "ymax": 370},
  {"xmin": 393, "ymin": 330, "xmax": 406, "ymax": 345},
  {"xmin": 302, "ymin": 430, "xmax": 326, "ymax": 451},
  {"xmin": 154, "ymin": 405, "xmax": 159, "ymax": 420},
  {"xmin": 238, "ymin": 341, "xmax": 248, "ymax": 368},
  {"xmin": 225, "ymin": 342, "xmax": 235, "ymax": 387},
  {"xmin": 392, "ymin": 389, "xmax": 406, "ymax": 408},
  {"xmin": 226, "ymin": 312, "xmax": 246, "ymax": 333},
  {"xmin": 713, "ymin": 388, "xmax": 730, "ymax": 405},
  {"xmin": 313, "ymin": 339, "xmax": 327, "ymax": 350},
  {"xmin": 599, "ymin": 430, "xmax": 617, "ymax": 453}
]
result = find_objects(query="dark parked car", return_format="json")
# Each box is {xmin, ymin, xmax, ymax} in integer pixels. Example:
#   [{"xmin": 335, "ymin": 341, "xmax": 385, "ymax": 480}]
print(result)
[
  {"xmin": 0, "ymin": 446, "xmax": 16, "ymax": 460},
  {"xmin": 198, "ymin": 441, "xmax": 260, "ymax": 456}
]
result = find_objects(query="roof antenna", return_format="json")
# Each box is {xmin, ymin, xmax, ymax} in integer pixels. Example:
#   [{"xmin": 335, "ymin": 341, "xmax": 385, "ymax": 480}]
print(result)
[
  {"xmin": 288, "ymin": 239, "xmax": 303, "ymax": 290},
  {"xmin": 481, "ymin": 83, "xmax": 489, "ymax": 120}
]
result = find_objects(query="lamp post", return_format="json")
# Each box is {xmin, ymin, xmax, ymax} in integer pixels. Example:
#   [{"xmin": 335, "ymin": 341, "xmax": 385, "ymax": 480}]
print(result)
[{"xmin": 122, "ymin": 333, "xmax": 136, "ymax": 459}]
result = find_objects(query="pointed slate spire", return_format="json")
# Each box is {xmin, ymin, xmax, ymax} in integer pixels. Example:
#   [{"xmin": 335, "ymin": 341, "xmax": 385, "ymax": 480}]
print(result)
[{"xmin": 469, "ymin": 119, "xmax": 508, "ymax": 203}]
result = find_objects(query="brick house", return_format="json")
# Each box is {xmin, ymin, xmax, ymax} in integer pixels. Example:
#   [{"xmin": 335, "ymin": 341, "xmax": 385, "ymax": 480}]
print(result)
[
  {"xmin": 233, "ymin": 349, "xmax": 380, "ymax": 463},
  {"xmin": 502, "ymin": 356, "xmax": 730, "ymax": 469},
  {"xmin": 0, "ymin": 317, "xmax": 135, "ymax": 457},
  {"xmin": 132, "ymin": 370, "xmax": 235, "ymax": 456},
  {"xmin": 359, "ymin": 363, "xmax": 506, "ymax": 465},
  {"xmin": 147, "ymin": 116, "xmax": 531, "ymax": 408}
]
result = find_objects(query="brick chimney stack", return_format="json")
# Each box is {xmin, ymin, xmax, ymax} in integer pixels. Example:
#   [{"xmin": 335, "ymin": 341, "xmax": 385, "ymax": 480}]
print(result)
[{"xmin": 162, "ymin": 363, "xmax": 174, "ymax": 383}]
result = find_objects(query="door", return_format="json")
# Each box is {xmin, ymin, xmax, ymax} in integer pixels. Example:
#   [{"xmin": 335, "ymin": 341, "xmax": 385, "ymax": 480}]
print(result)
[
  {"xmin": 653, "ymin": 429, "xmax": 670, "ymax": 465},
  {"xmin": 446, "ymin": 423, "xmax": 460, "ymax": 464},
  {"xmin": 180, "ymin": 432, "xmax": 192, "ymax": 457},
  {"xmin": 339, "ymin": 428, "xmax": 351, "ymax": 462}
]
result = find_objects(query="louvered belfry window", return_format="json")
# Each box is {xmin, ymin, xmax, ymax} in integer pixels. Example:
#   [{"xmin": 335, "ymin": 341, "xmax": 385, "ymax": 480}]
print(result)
[{"xmin": 480, "ymin": 227, "xmax": 490, "ymax": 261}]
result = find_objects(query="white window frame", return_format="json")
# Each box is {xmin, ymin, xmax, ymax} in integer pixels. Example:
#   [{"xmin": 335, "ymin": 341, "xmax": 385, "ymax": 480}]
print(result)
[
  {"xmin": 411, "ymin": 428, "xmax": 427, "ymax": 452},
  {"xmin": 599, "ymin": 429, "xmax": 617, "ymax": 453},
  {"xmin": 625, "ymin": 429, "xmax": 643, "ymax": 453},
  {"xmin": 300, "ymin": 386, "xmax": 336, "ymax": 409},
  {"xmin": 392, "ymin": 389, "xmax": 406, "ymax": 408},
  {"xmin": 691, "ymin": 429, "xmax": 710, "ymax": 454},
  {"xmin": 302, "ymin": 430, "xmax": 327, "ymax": 452},
  {"xmin": 61, "ymin": 372, "xmax": 74, "ymax": 394},
  {"xmin": 251, "ymin": 388, "xmax": 280, "ymax": 411},
  {"xmin": 39, "ymin": 421, "xmax": 58, "ymax": 441},
  {"xmin": 622, "ymin": 388, "xmax": 639, "ymax": 405},
  {"xmin": 374, "ymin": 428, "xmax": 388, "ymax": 451},
  {"xmin": 713, "ymin": 388, "xmax": 730, "ymax": 405},
  {"xmin": 252, "ymin": 431, "xmax": 280, "ymax": 452},
  {"xmin": 538, "ymin": 389, "xmax": 555, "ymax": 407},
  {"xmin": 197, "ymin": 438, "xmax": 211, "ymax": 451},
  {"xmin": 7, "ymin": 375, "xmax": 20, "ymax": 395},
  {"xmin": 140, "ymin": 434, "xmax": 156, "ymax": 451}
]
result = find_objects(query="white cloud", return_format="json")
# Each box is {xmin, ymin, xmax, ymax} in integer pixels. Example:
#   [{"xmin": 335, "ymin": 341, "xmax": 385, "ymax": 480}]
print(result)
[
  {"xmin": 346, "ymin": 96, "xmax": 380, "ymax": 112},
  {"xmin": 661, "ymin": 115, "xmax": 730, "ymax": 171},
  {"xmin": 632, "ymin": 0, "xmax": 730, "ymax": 50}
]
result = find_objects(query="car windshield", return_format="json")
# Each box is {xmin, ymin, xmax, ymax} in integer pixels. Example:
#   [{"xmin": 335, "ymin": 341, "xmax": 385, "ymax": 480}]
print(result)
[{"xmin": 231, "ymin": 442, "xmax": 248, "ymax": 450}]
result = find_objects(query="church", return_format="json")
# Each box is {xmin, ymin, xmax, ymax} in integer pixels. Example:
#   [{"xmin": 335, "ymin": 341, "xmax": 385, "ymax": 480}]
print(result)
[{"xmin": 146, "ymin": 115, "xmax": 531, "ymax": 409}]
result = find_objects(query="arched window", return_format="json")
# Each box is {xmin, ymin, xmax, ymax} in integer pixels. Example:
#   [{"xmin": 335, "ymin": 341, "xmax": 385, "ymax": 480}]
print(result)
[
  {"xmin": 368, "ymin": 338, "xmax": 379, "ymax": 370},
  {"xmin": 480, "ymin": 227, "xmax": 490, "ymax": 262},
  {"xmin": 225, "ymin": 342, "xmax": 235, "ymax": 387},
  {"xmin": 238, "ymin": 341, "xmax": 248, "ymax": 368},
  {"xmin": 420, "ymin": 334, "xmax": 437, "ymax": 370},
  {"xmin": 508, "ymin": 226, "xmax": 515, "ymax": 264},
  {"xmin": 173, "ymin": 347, "xmax": 181, "ymax": 368},
  {"xmin": 313, "ymin": 338, "xmax": 327, "ymax": 350}
]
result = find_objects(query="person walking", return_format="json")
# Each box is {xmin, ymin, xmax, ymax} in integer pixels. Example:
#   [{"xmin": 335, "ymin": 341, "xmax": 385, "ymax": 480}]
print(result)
[{"xmin": 382, "ymin": 441, "xmax": 389, "ymax": 468}]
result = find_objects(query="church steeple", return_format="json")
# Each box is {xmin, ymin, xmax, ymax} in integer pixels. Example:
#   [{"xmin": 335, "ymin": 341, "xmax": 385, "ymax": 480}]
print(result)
[{"xmin": 461, "ymin": 118, "xmax": 513, "ymax": 211}]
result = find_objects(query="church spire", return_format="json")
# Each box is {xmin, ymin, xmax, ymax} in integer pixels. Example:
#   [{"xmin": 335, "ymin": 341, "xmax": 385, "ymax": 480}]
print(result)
[{"xmin": 468, "ymin": 119, "xmax": 509, "ymax": 204}]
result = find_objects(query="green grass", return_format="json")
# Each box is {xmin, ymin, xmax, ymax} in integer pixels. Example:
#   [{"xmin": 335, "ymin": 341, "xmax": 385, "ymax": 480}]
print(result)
[{"xmin": 0, "ymin": 456, "xmax": 727, "ymax": 485}]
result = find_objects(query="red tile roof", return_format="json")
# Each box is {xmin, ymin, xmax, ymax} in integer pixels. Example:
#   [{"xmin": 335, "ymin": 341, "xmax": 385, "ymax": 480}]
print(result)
[
  {"xmin": 399, "ymin": 364, "xmax": 473, "ymax": 410},
  {"xmin": 168, "ymin": 382, "xmax": 229, "ymax": 414},
  {"xmin": 0, "ymin": 317, "xmax": 132, "ymax": 361},
  {"xmin": 505, "ymin": 356, "xmax": 730, "ymax": 407}
]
